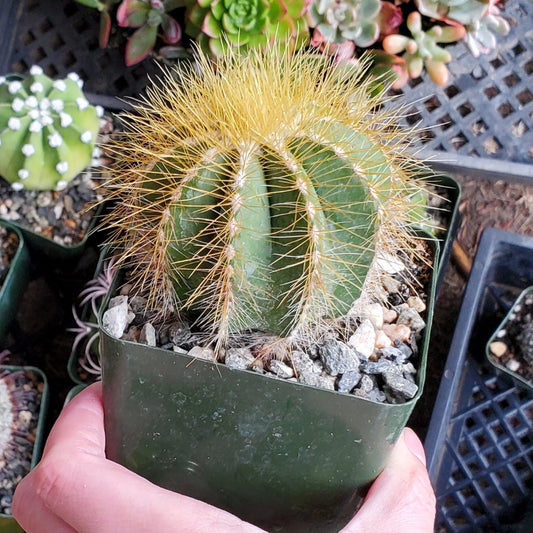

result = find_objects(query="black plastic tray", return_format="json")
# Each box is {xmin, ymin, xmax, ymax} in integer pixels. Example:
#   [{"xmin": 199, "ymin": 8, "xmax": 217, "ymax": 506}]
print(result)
[{"xmin": 425, "ymin": 228, "xmax": 533, "ymax": 532}]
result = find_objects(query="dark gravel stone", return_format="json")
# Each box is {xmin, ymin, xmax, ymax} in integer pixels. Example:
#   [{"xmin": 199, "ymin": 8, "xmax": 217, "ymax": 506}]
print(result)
[
  {"xmin": 337, "ymin": 370, "xmax": 362, "ymax": 393},
  {"xmin": 319, "ymin": 340, "xmax": 360, "ymax": 376}
]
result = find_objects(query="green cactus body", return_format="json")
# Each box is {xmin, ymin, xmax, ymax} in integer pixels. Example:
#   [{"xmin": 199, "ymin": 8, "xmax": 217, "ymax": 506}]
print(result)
[
  {"xmin": 0, "ymin": 67, "xmax": 101, "ymax": 191},
  {"xmin": 105, "ymin": 48, "xmax": 430, "ymax": 350}
]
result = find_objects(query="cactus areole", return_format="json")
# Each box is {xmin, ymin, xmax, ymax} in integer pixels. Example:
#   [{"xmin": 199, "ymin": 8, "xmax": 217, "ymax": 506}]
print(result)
[{"xmin": 105, "ymin": 47, "xmax": 431, "ymax": 352}]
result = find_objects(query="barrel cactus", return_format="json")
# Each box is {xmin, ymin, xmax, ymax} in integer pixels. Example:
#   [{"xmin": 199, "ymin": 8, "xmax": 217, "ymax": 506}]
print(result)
[
  {"xmin": 184, "ymin": 0, "xmax": 311, "ymax": 57},
  {"xmin": 0, "ymin": 66, "xmax": 101, "ymax": 191},
  {"xmin": 103, "ymin": 46, "xmax": 433, "ymax": 353}
]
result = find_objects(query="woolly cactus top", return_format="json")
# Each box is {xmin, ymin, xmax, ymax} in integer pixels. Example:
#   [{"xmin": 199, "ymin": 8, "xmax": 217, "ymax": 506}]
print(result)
[{"xmin": 0, "ymin": 66, "xmax": 102, "ymax": 191}]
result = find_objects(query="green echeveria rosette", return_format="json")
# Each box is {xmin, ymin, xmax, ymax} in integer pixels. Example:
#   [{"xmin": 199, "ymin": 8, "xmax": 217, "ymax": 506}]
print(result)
[
  {"xmin": 0, "ymin": 66, "xmax": 101, "ymax": 191},
  {"xmin": 185, "ymin": 0, "xmax": 311, "ymax": 57},
  {"xmin": 307, "ymin": 0, "xmax": 382, "ymax": 50}
]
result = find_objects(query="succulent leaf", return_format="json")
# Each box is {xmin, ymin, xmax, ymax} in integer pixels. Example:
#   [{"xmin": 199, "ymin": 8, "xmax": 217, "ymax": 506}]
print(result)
[
  {"xmin": 103, "ymin": 46, "xmax": 433, "ymax": 352},
  {"xmin": 0, "ymin": 69, "xmax": 100, "ymax": 191}
]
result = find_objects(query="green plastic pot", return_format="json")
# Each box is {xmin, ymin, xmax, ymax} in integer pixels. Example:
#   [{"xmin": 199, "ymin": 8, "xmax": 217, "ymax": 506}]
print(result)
[
  {"xmin": 101, "ymin": 233, "xmax": 439, "ymax": 532},
  {"xmin": 0, "ymin": 365, "xmax": 48, "ymax": 532},
  {"xmin": 486, "ymin": 286, "xmax": 533, "ymax": 391},
  {"xmin": 0, "ymin": 221, "xmax": 30, "ymax": 341}
]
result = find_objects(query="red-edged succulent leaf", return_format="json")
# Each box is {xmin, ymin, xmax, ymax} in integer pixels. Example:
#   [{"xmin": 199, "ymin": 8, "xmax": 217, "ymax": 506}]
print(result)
[
  {"xmin": 99, "ymin": 10, "xmax": 112, "ymax": 47},
  {"xmin": 125, "ymin": 23, "xmax": 158, "ymax": 64},
  {"xmin": 162, "ymin": 15, "xmax": 182, "ymax": 43},
  {"xmin": 117, "ymin": 0, "xmax": 150, "ymax": 28}
]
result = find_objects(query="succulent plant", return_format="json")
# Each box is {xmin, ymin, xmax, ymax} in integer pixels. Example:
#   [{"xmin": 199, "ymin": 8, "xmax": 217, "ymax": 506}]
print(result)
[
  {"xmin": 75, "ymin": 0, "xmax": 121, "ymax": 47},
  {"xmin": 307, "ymin": 0, "xmax": 382, "ymax": 55},
  {"xmin": 0, "ymin": 66, "xmax": 102, "ymax": 192},
  {"xmin": 382, "ymin": 11, "xmax": 465, "ymax": 85},
  {"xmin": 414, "ymin": 0, "xmax": 510, "ymax": 57},
  {"xmin": 117, "ymin": 0, "xmax": 183, "ymax": 65},
  {"xmin": 103, "ymin": 46, "xmax": 433, "ymax": 353},
  {"xmin": 184, "ymin": 0, "xmax": 311, "ymax": 57}
]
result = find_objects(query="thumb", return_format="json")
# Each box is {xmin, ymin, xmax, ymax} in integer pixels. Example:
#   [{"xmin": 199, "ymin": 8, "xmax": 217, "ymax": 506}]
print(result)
[{"xmin": 341, "ymin": 428, "xmax": 436, "ymax": 533}]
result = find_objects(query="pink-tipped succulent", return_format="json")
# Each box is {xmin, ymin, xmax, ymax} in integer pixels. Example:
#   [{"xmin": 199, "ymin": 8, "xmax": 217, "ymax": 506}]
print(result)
[
  {"xmin": 383, "ymin": 11, "xmax": 465, "ymax": 85},
  {"xmin": 184, "ymin": 0, "xmax": 311, "ymax": 57},
  {"xmin": 117, "ymin": 0, "xmax": 183, "ymax": 65}
]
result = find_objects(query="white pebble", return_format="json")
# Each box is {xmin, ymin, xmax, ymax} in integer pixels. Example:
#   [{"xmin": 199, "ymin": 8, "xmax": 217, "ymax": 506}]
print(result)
[{"xmin": 348, "ymin": 319, "xmax": 376, "ymax": 358}]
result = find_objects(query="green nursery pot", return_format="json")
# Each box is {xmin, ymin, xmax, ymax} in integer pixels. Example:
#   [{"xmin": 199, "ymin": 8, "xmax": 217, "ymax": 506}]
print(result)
[
  {"xmin": 0, "ymin": 365, "xmax": 48, "ymax": 532},
  {"xmin": 101, "ymin": 236, "xmax": 438, "ymax": 532},
  {"xmin": 0, "ymin": 221, "xmax": 30, "ymax": 341}
]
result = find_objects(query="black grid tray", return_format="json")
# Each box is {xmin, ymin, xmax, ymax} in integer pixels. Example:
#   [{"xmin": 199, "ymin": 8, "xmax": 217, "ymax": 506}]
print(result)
[
  {"xmin": 389, "ymin": 0, "xmax": 533, "ymax": 179},
  {"xmin": 425, "ymin": 228, "xmax": 533, "ymax": 532},
  {"xmin": 0, "ymin": 0, "xmax": 162, "ymax": 107}
]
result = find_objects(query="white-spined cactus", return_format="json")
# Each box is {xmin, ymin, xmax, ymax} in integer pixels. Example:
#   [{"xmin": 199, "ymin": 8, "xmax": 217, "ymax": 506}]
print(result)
[
  {"xmin": 103, "ymin": 46, "xmax": 433, "ymax": 353},
  {"xmin": 0, "ymin": 66, "xmax": 102, "ymax": 191}
]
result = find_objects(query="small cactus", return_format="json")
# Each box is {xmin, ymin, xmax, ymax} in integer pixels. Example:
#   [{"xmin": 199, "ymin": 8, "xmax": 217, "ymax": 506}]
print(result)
[
  {"xmin": 184, "ymin": 0, "xmax": 311, "ymax": 57},
  {"xmin": 103, "ymin": 46, "xmax": 433, "ymax": 353},
  {"xmin": 382, "ymin": 12, "xmax": 465, "ymax": 85},
  {"xmin": 0, "ymin": 66, "xmax": 101, "ymax": 191}
]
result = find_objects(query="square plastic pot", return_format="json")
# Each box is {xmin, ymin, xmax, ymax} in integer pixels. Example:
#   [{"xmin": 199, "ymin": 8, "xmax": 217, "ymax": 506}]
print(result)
[
  {"xmin": 0, "ymin": 365, "xmax": 48, "ymax": 531},
  {"xmin": 100, "ymin": 234, "xmax": 439, "ymax": 532},
  {"xmin": 425, "ymin": 228, "xmax": 533, "ymax": 532},
  {"xmin": 0, "ymin": 221, "xmax": 30, "ymax": 341}
]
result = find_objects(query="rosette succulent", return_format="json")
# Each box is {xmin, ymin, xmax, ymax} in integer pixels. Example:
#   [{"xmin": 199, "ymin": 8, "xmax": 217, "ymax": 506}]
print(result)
[
  {"xmin": 184, "ymin": 0, "xmax": 311, "ymax": 57},
  {"xmin": 0, "ymin": 66, "xmax": 101, "ymax": 191},
  {"xmin": 103, "ymin": 46, "xmax": 433, "ymax": 353},
  {"xmin": 307, "ymin": 0, "xmax": 382, "ymax": 57},
  {"xmin": 383, "ymin": 11, "xmax": 465, "ymax": 85}
]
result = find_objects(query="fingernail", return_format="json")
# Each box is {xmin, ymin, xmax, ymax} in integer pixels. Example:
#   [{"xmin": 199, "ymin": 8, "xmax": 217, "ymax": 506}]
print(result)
[{"xmin": 403, "ymin": 428, "xmax": 427, "ymax": 466}]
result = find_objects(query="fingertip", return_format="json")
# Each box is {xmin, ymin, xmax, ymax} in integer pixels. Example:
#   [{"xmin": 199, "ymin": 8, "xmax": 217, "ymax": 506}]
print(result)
[{"xmin": 402, "ymin": 427, "xmax": 426, "ymax": 466}]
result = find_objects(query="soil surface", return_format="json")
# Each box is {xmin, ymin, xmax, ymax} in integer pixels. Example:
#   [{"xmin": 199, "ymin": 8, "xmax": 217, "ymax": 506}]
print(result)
[{"xmin": 0, "ymin": 174, "xmax": 532, "ymax": 442}]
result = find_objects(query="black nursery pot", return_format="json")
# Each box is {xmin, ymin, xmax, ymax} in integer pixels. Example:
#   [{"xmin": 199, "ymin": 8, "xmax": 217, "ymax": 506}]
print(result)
[
  {"xmin": 101, "ymin": 236, "xmax": 439, "ymax": 532},
  {"xmin": 0, "ymin": 221, "xmax": 30, "ymax": 341}
]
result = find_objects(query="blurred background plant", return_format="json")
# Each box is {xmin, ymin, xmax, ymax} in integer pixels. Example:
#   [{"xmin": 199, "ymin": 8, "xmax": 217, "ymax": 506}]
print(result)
[{"xmin": 74, "ymin": 0, "xmax": 511, "ymax": 86}]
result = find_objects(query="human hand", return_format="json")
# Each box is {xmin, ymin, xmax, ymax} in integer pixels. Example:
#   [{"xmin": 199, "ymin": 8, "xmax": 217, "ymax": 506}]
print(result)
[{"xmin": 13, "ymin": 383, "xmax": 435, "ymax": 532}]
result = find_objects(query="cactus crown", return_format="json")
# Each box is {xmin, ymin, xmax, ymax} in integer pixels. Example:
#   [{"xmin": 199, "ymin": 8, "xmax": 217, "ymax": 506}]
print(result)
[
  {"xmin": 0, "ymin": 66, "xmax": 102, "ymax": 191},
  {"xmin": 103, "ymin": 45, "xmax": 432, "ymax": 352}
]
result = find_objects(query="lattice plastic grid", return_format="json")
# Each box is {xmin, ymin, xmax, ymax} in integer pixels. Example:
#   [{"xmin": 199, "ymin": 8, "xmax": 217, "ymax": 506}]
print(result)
[
  {"xmin": 432, "ymin": 265, "xmax": 533, "ymax": 532},
  {"xmin": 387, "ymin": 0, "xmax": 533, "ymax": 165},
  {"xmin": 6, "ymin": 0, "xmax": 161, "ymax": 98}
]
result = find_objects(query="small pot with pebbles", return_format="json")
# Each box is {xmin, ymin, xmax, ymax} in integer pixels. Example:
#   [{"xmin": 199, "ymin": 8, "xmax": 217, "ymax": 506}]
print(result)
[
  {"xmin": 0, "ymin": 222, "xmax": 30, "ymax": 341},
  {"xmin": 98, "ymin": 48, "xmax": 444, "ymax": 532},
  {"xmin": 0, "ymin": 364, "xmax": 48, "ymax": 531},
  {"xmin": 486, "ymin": 286, "xmax": 533, "ymax": 390},
  {"xmin": 0, "ymin": 66, "xmax": 110, "ymax": 260}
]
